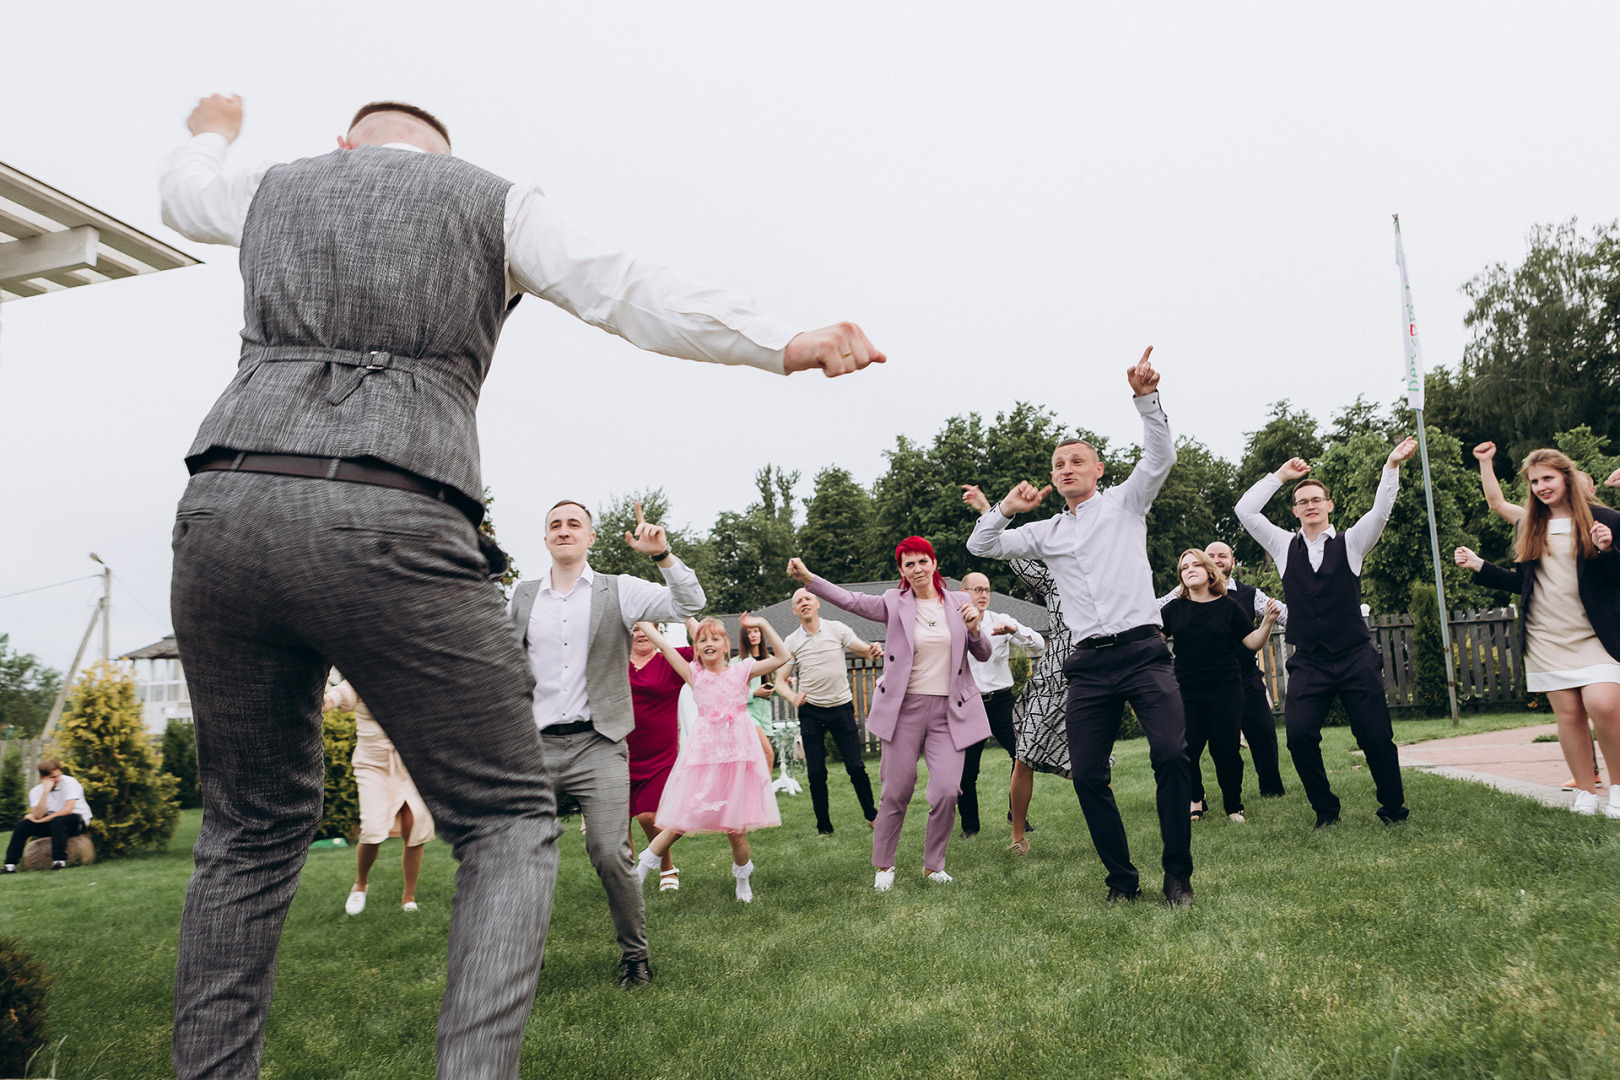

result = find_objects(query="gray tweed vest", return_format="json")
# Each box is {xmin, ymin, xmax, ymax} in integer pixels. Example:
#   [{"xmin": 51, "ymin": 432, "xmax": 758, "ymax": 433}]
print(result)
[
  {"xmin": 185, "ymin": 146, "xmax": 516, "ymax": 504},
  {"xmin": 510, "ymin": 573, "xmax": 636, "ymax": 743}
]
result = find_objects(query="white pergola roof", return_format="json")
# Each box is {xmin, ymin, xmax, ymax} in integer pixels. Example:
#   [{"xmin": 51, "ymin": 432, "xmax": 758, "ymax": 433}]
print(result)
[{"xmin": 0, "ymin": 159, "xmax": 199, "ymax": 302}]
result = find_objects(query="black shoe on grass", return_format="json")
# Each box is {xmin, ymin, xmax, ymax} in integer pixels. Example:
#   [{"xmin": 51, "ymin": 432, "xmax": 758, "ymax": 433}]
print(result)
[{"xmin": 619, "ymin": 958, "xmax": 651, "ymax": 989}]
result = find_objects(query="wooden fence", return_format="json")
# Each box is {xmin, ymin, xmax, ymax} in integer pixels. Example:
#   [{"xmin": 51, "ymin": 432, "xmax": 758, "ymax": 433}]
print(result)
[{"xmin": 773, "ymin": 606, "xmax": 1526, "ymax": 749}]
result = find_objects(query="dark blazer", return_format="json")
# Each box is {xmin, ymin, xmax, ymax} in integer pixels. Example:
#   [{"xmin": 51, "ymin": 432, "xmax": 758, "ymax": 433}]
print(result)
[
  {"xmin": 805, "ymin": 575, "xmax": 993, "ymax": 751},
  {"xmin": 1472, "ymin": 504, "xmax": 1620, "ymax": 660}
]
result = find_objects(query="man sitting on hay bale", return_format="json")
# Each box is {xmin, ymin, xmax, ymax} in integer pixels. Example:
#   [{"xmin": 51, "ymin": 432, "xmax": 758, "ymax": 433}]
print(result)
[{"xmin": 3, "ymin": 759, "xmax": 95, "ymax": 872}]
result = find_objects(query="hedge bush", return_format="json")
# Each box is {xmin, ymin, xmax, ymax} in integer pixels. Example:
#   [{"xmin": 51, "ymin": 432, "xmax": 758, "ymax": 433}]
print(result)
[
  {"xmin": 0, "ymin": 743, "xmax": 26, "ymax": 821},
  {"xmin": 161, "ymin": 718, "xmax": 203, "ymax": 809},
  {"xmin": 56, "ymin": 662, "xmax": 179, "ymax": 858},
  {"xmin": 319, "ymin": 708, "xmax": 360, "ymax": 842},
  {"xmin": 0, "ymin": 936, "xmax": 52, "ymax": 1076}
]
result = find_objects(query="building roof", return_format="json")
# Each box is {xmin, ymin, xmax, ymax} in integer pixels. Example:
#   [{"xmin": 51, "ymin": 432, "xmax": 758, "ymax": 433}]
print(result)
[
  {"xmin": 122, "ymin": 635, "xmax": 180, "ymax": 661},
  {"xmin": 710, "ymin": 579, "xmax": 1050, "ymax": 645},
  {"xmin": 1, "ymin": 160, "xmax": 200, "ymax": 302}
]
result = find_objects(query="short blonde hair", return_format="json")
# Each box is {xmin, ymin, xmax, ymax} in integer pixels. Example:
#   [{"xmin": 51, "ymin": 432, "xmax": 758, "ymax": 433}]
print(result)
[{"xmin": 1175, "ymin": 548, "xmax": 1227, "ymax": 598}]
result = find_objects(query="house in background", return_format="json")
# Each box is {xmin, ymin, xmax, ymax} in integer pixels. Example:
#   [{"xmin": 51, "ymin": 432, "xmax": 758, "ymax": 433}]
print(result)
[{"xmin": 123, "ymin": 636, "xmax": 190, "ymax": 734}]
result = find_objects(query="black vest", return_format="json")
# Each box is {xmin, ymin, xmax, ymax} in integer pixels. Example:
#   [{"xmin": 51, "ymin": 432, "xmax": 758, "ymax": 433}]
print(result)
[
  {"xmin": 1227, "ymin": 580, "xmax": 1261, "ymax": 671},
  {"xmin": 1281, "ymin": 532, "xmax": 1370, "ymax": 654}
]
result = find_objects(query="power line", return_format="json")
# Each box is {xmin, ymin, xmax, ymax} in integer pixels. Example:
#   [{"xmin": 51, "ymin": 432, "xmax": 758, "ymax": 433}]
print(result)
[
  {"xmin": 0, "ymin": 574, "xmax": 101, "ymax": 602},
  {"xmin": 111, "ymin": 570, "xmax": 169, "ymax": 631}
]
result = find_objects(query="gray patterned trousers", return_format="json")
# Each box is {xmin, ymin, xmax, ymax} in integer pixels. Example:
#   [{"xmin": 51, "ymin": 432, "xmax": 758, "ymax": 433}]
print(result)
[{"xmin": 170, "ymin": 471, "xmax": 559, "ymax": 1080}]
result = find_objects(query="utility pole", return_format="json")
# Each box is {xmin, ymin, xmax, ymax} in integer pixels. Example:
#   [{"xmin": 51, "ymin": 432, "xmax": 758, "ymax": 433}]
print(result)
[{"xmin": 90, "ymin": 552, "xmax": 109, "ymax": 661}]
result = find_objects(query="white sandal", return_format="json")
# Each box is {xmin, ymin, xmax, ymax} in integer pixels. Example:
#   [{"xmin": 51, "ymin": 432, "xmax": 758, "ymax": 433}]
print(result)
[{"xmin": 659, "ymin": 867, "xmax": 680, "ymax": 892}]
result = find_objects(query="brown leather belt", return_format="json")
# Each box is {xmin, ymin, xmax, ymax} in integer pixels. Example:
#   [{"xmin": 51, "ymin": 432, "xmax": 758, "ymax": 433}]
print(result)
[{"xmin": 188, "ymin": 449, "xmax": 484, "ymax": 526}]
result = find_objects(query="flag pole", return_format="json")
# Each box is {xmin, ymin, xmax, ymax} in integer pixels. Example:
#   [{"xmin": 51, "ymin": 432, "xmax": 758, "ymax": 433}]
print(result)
[{"xmin": 1395, "ymin": 214, "xmax": 1460, "ymax": 725}]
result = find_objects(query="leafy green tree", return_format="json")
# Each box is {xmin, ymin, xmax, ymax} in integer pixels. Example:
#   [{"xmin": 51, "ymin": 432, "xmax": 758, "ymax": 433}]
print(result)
[
  {"xmin": 797, "ymin": 467, "xmax": 883, "ymax": 582},
  {"xmin": 0, "ymin": 745, "xmax": 26, "ymax": 821},
  {"xmin": 704, "ymin": 466, "xmax": 801, "ymax": 612},
  {"xmin": 591, "ymin": 489, "xmax": 709, "ymax": 584},
  {"xmin": 1444, "ymin": 220, "xmax": 1620, "ymax": 464},
  {"xmin": 1131, "ymin": 437, "xmax": 1238, "ymax": 595},
  {"xmin": 0, "ymin": 635, "xmax": 62, "ymax": 739},
  {"xmin": 160, "ymin": 718, "xmax": 202, "ymax": 810},
  {"xmin": 55, "ymin": 662, "xmax": 180, "ymax": 858}
]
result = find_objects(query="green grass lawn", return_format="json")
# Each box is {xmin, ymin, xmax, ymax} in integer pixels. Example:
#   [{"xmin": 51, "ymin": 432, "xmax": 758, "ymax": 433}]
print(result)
[{"xmin": 3, "ymin": 712, "xmax": 1617, "ymax": 1079}]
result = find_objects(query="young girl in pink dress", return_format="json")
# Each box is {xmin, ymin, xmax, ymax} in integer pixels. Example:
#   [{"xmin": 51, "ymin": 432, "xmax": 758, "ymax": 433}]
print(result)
[{"xmin": 633, "ymin": 614, "xmax": 788, "ymax": 902}]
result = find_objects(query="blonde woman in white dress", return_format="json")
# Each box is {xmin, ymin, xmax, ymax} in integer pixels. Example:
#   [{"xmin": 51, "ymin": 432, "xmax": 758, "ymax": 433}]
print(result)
[{"xmin": 326, "ymin": 678, "xmax": 436, "ymax": 912}]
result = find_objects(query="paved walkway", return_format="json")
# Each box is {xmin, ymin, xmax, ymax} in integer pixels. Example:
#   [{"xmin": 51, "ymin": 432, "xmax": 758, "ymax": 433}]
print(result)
[{"xmin": 1398, "ymin": 722, "xmax": 1609, "ymax": 808}]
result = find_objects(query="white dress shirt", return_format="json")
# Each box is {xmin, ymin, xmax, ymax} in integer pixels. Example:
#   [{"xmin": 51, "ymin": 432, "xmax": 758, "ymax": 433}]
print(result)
[
  {"xmin": 967, "ymin": 392, "xmax": 1177, "ymax": 640},
  {"xmin": 28, "ymin": 777, "xmax": 92, "ymax": 824},
  {"xmin": 160, "ymin": 134, "xmax": 798, "ymax": 373},
  {"xmin": 1235, "ymin": 467, "xmax": 1400, "ymax": 579},
  {"xmin": 1157, "ymin": 581, "xmax": 1288, "ymax": 627},
  {"xmin": 521, "ymin": 560, "xmax": 704, "ymax": 730},
  {"xmin": 968, "ymin": 611, "xmax": 1046, "ymax": 694}
]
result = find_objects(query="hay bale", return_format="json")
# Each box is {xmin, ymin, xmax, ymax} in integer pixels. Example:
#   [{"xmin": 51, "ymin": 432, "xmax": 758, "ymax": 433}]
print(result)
[{"xmin": 20, "ymin": 833, "xmax": 95, "ymax": 871}]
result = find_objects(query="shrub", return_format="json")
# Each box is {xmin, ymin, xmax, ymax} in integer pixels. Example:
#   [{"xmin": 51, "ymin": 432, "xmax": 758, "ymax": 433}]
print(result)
[
  {"xmin": 0, "ymin": 936, "xmax": 52, "ymax": 1076},
  {"xmin": 1410, "ymin": 582, "xmax": 1450, "ymax": 717},
  {"xmin": 161, "ymin": 718, "xmax": 202, "ymax": 810},
  {"xmin": 319, "ymin": 708, "xmax": 360, "ymax": 842},
  {"xmin": 0, "ymin": 743, "xmax": 26, "ymax": 821},
  {"xmin": 56, "ymin": 662, "xmax": 179, "ymax": 858}
]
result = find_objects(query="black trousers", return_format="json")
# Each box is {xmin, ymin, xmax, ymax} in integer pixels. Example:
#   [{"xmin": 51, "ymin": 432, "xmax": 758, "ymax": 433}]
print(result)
[
  {"xmin": 1183, "ymin": 685, "xmax": 1245, "ymax": 816},
  {"xmin": 959, "ymin": 688, "xmax": 1016, "ymax": 834},
  {"xmin": 797, "ymin": 701, "xmax": 878, "ymax": 833},
  {"xmin": 6, "ymin": 814, "xmax": 87, "ymax": 864},
  {"xmin": 1283, "ymin": 643, "xmax": 1407, "ymax": 820},
  {"xmin": 1239, "ymin": 665, "xmax": 1286, "ymax": 796},
  {"xmin": 1062, "ymin": 637, "xmax": 1192, "ymax": 893}
]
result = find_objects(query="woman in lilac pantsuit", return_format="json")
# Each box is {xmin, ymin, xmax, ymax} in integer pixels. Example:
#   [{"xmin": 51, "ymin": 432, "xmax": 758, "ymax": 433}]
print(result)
[{"xmin": 787, "ymin": 537, "xmax": 991, "ymax": 891}]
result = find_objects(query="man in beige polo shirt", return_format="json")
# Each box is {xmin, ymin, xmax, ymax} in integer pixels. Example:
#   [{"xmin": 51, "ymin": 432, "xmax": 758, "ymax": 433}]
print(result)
[{"xmin": 777, "ymin": 589, "xmax": 881, "ymax": 835}]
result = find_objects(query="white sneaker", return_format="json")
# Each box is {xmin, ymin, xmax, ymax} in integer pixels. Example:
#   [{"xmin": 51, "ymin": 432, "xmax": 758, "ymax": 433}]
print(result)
[
  {"xmin": 634, "ymin": 847, "xmax": 662, "ymax": 884},
  {"xmin": 1228, "ymin": 812, "xmax": 1246, "ymax": 823},
  {"xmin": 345, "ymin": 889, "xmax": 367, "ymax": 915},
  {"xmin": 873, "ymin": 868, "xmax": 895, "ymax": 892},
  {"xmin": 925, "ymin": 870, "xmax": 953, "ymax": 884},
  {"xmin": 1606, "ymin": 785, "xmax": 1620, "ymax": 820},
  {"xmin": 402, "ymin": 901, "xmax": 419, "ymax": 913},
  {"xmin": 1572, "ymin": 790, "xmax": 1601, "ymax": 816},
  {"xmin": 732, "ymin": 860, "xmax": 754, "ymax": 903}
]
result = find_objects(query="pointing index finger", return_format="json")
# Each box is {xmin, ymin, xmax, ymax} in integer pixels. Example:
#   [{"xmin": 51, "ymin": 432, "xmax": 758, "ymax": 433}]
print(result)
[{"xmin": 634, "ymin": 502, "xmax": 646, "ymax": 527}]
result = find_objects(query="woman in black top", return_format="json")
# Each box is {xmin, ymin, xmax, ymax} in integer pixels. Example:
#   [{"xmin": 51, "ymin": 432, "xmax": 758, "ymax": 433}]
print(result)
[{"xmin": 1161, "ymin": 549, "xmax": 1281, "ymax": 822}]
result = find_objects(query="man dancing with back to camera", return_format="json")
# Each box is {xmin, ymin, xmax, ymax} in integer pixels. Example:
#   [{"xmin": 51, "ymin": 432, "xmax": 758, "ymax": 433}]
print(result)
[{"xmin": 160, "ymin": 93, "xmax": 883, "ymax": 1080}]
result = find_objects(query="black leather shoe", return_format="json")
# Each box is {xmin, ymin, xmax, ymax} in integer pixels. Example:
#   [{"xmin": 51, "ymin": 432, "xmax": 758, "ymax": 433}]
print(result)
[
  {"xmin": 1313, "ymin": 812, "xmax": 1341, "ymax": 830},
  {"xmin": 1163, "ymin": 877, "xmax": 1194, "ymax": 907},
  {"xmin": 817, "ymin": 828, "xmax": 835, "ymax": 837},
  {"xmin": 618, "ymin": 958, "xmax": 651, "ymax": 989},
  {"xmin": 1105, "ymin": 886, "xmax": 1142, "ymax": 904},
  {"xmin": 1007, "ymin": 811, "xmax": 1035, "ymax": 833},
  {"xmin": 961, "ymin": 829, "xmax": 979, "ymax": 840},
  {"xmin": 1376, "ymin": 806, "xmax": 1409, "ymax": 825}
]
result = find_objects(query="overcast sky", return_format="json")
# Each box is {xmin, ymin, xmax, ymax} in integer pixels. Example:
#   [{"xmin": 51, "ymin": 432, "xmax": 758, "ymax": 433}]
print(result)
[{"xmin": 3, "ymin": 2, "xmax": 1618, "ymax": 671}]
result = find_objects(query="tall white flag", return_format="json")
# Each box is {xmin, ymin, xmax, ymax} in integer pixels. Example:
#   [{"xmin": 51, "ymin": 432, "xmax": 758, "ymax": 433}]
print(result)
[{"xmin": 1394, "ymin": 214, "xmax": 1424, "ymax": 410}]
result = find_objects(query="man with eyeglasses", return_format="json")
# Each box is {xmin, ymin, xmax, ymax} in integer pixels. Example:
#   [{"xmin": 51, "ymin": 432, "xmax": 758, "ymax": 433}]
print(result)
[
  {"xmin": 1235, "ymin": 438, "xmax": 1417, "ymax": 829},
  {"xmin": 957, "ymin": 572, "xmax": 1046, "ymax": 847}
]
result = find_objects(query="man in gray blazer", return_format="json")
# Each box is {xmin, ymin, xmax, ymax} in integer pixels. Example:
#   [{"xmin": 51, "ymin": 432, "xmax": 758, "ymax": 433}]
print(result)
[
  {"xmin": 162, "ymin": 93, "xmax": 883, "ymax": 1080},
  {"xmin": 509, "ymin": 500, "xmax": 704, "ymax": 989}
]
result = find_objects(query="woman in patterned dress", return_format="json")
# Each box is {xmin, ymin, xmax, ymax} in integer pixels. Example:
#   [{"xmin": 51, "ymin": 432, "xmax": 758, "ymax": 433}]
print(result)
[{"xmin": 963, "ymin": 484, "xmax": 1072, "ymax": 855}]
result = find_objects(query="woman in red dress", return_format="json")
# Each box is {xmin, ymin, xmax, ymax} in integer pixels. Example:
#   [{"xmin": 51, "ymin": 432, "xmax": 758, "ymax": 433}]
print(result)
[{"xmin": 627, "ymin": 624, "xmax": 690, "ymax": 892}]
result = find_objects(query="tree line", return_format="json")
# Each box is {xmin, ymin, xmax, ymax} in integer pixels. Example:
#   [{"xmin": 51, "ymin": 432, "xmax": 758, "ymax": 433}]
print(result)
[{"xmin": 592, "ymin": 219, "xmax": 1620, "ymax": 620}]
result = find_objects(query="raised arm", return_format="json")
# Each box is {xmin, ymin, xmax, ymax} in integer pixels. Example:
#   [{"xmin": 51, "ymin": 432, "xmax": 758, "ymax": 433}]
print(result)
[
  {"xmin": 160, "ymin": 94, "xmax": 267, "ymax": 246},
  {"xmin": 1241, "ymin": 598, "xmax": 1282, "ymax": 651},
  {"xmin": 786, "ymin": 558, "xmax": 890, "ymax": 623},
  {"xmin": 1249, "ymin": 584, "xmax": 1289, "ymax": 628},
  {"xmin": 1235, "ymin": 467, "xmax": 1301, "ymax": 567},
  {"xmin": 1455, "ymin": 547, "xmax": 1525, "ymax": 595},
  {"xmin": 636, "ymin": 621, "xmax": 694, "ymax": 685},
  {"xmin": 506, "ymin": 189, "xmax": 883, "ymax": 378},
  {"xmin": 1114, "ymin": 348, "xmax": 1178, "ymax": 515},
  {"xmin": 1344, "ymin": 438, "xmax": 1415, "ymax": 568},
  {"xmin": 741, "ymin": 615, "xmax": 793, "ymax": 678},
  {"xmin": 615, "ymin": 506, "xmax": 706, "ymax": 623},
  {"xmin": 1472, "ymin": 442, "xmax": 1524, "ymax": 524}
]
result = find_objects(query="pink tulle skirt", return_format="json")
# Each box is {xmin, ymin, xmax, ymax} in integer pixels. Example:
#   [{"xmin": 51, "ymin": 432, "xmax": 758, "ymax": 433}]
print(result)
[{"xmin": 655, "ymin": 755, "xmax": 780, "ymax": 835}]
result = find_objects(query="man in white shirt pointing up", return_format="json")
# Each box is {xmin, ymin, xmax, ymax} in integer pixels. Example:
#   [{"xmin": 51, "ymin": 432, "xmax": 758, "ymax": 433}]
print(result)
[{"xmin": 160, "ymin": 94, "xmax": 884, "ymax": 1080}]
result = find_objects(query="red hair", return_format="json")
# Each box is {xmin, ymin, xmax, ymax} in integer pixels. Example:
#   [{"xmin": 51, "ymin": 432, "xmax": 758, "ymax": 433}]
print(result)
[{"xmin": 894, "ymin": 536, "xmax": 948, "ymax": 596}]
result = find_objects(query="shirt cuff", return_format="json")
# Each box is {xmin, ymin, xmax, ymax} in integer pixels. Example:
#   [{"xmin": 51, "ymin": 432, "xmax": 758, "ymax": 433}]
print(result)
[
  {"xmin": 190, "ymin": 131, "xmax": 230, "ymax": 158},
  {"xmin": 1132, "ymin": 390, "xmax": 1163, "ymax": 415}
]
